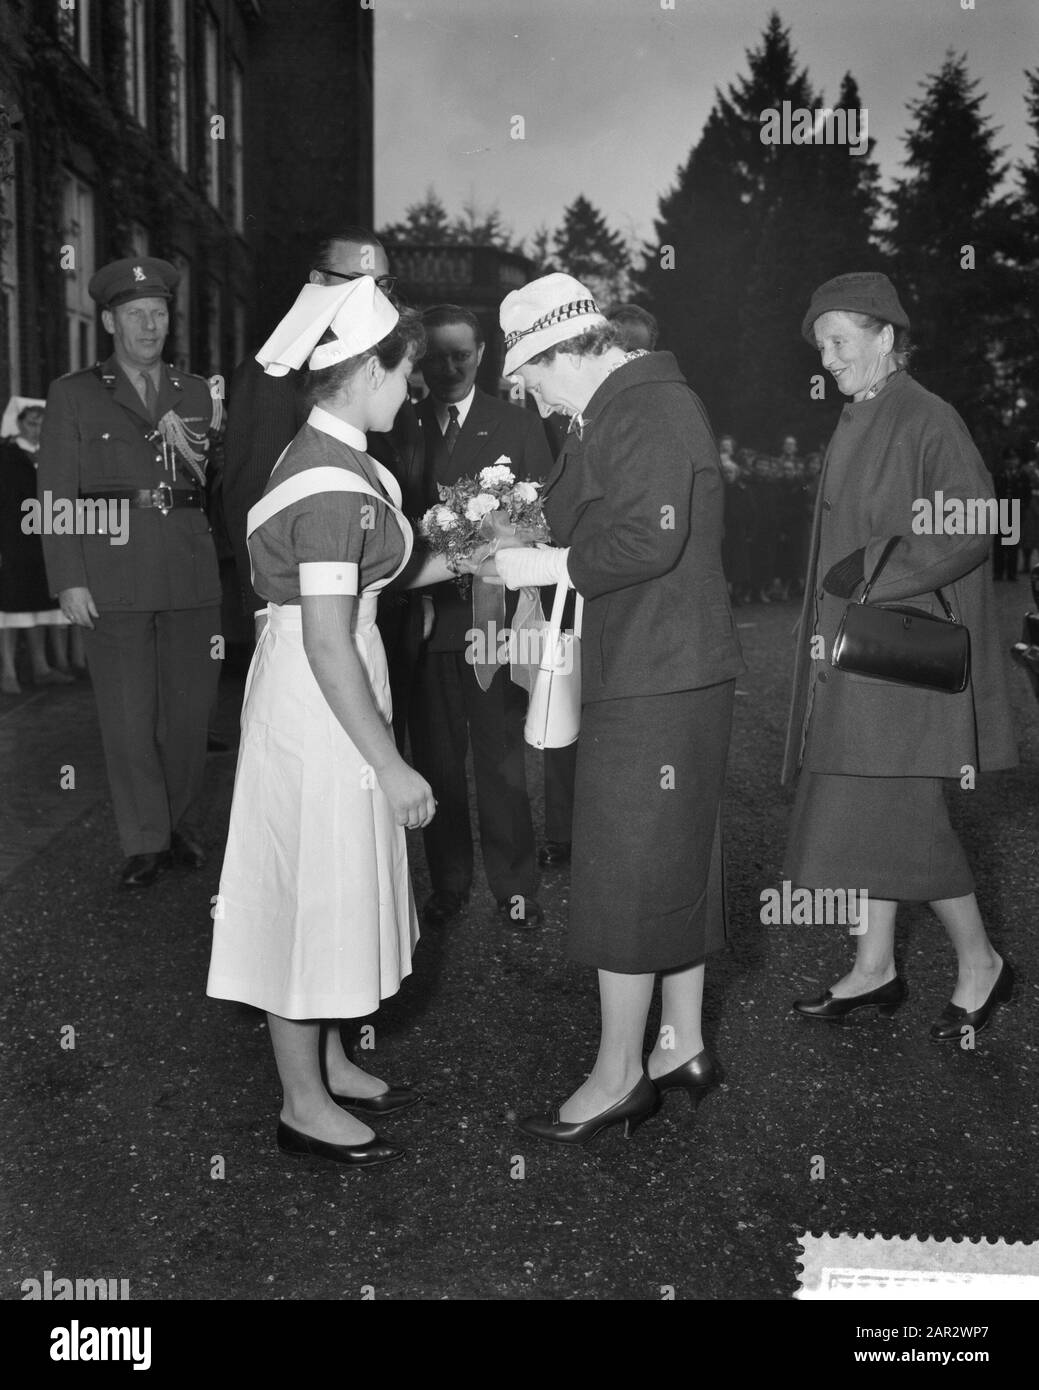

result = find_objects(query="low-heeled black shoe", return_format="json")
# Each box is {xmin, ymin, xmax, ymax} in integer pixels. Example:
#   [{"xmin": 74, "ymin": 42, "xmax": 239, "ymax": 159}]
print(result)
[
  {"xmin": 330, "ymin": 1085, "xmax": 421, "ymax": 1115},
  {"xmin": 496, "ymin": 895, "xmax": 544, "ymax": 929},
  {"xmin": 929, "ymin": 960, "xmax": 1014, "ymax": 1042},
  {"xmin": 170, "ymin": 826, "xmax": 206, "ymax": 869},
  {"xmin": 119, "ymin": 851, "xmax": 171, "ymax": 889},
  {"xmin": 276, "ymin": 1120, "xmax": 404, "ymax": 1167},
  {"xmin": 421, "ymin": 890, "xmax": 468, "ymax": 928},
  {"xmin": 517, "ymin": 1075, "xmax": 660, "ymax": 1146},
  {"xmin": 792, "ymin": 974, "xmax": 907, "ymax": 1022},
  {"xmin": 537, "ymin": 841, "xmax": 572, "ymax": 868},
  {"xmin": 648, "ymin": 1049, "xmax": 722, "ymax": 1108}
]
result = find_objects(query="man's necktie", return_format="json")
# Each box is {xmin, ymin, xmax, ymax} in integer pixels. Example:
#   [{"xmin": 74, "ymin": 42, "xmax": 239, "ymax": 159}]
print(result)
[
  {"xmin": 443, "ymin": 404, "xmax": 460, "ymax": 456},
  {"xmin": 140, "ymin": 371, "xmax": 159, "ymax": 421}
]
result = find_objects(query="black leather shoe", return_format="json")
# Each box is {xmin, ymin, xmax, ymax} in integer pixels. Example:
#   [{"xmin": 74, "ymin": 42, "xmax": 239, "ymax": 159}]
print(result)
[
  {"xmin": 517, "ymin": 1075, "xmax": 660, "ymax": 1146},
  {"xmin": 793, "ymin": 974, "xmax": 907, "ymax": 1022},
  {"xmin": 170, "ymin": 826, "xmax": 206, "ymax": 869},
  {"xmin": 929, "ymin": 960, "xmax": 1014, "ymax": 1041},
  {"xmin": 648, "ymin": 1049, "xmax": 722, "ymax": 1108},
  {"xmin": 330, "ymin": 1085, "xmax": 421, "ymax": 1115},
  {"xmin": 276, "ymin": 1120, "xmax": 404, "ymax": 1167},
  {"xmin": 537, "ymin": 840, "xmax": 572, "ymax": 867},
  {"xmin": 421, "ymin": 890, "xmax": 468, "ymax": 928},
  {"xmin": 119, "ymin": 852, "xmax": 171, "ymax": 889},
  {"xmin": 497, "ymin": 895, "xmax": 544, "ymax": 929}
]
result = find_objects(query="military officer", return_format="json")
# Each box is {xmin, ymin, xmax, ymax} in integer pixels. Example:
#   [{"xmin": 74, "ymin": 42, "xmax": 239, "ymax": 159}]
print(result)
[{"xmin": 38, "ymin": 256, "xmax": 222, "ymax": 888}]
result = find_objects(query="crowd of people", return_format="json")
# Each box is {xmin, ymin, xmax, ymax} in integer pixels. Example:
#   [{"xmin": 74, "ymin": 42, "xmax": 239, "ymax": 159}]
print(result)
[{"xmin": 5, "ymin": 236, "xmax": 1029, "ymax": 1168}]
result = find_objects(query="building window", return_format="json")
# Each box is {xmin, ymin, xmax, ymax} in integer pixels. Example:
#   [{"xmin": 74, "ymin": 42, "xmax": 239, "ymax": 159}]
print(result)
[
  {"xmin": 124, "ymin": 0, "xmax": 148, "ymax": 126},
  {"xmin": 58, "ymin": 0, "xmax": 91, "ymax": 66},
  {"xmin": 128, "ymin": 222, "xmax": 150, "ymax": 256},
  {"xmin": 171, "ymin": 254, "xmax": 191, "ymax": 371},
  {"xmin": 206, "ymin": 277, "xmax": 223, "ymax": 376},
  {"xmin": 62, "ymin": 172, "xmax": 96, "ymax": 372},
  {"xmin": 1, "ymin": 169, "xmax": 21, "ymax": 396},
  {"xmin": 230, "ymin": 61, "xmax": 245, "ymax": 233},
  {"xmin": 203, "ymin": 11, "xmax": 221, "ymax": 208},
  {"xmin": 169, "ymin": 0, "xmax": 189, "ymax": 172}
]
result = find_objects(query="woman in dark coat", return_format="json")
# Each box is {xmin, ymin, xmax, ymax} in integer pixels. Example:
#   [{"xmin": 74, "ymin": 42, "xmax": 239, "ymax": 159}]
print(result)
[
  {"xmin": 784, "ymin": 272, "xmax": 1018, "ymax": 1039},
  {"xmin": 491, "ymin": 274, "xmax": 745, "ymax": 1144}
]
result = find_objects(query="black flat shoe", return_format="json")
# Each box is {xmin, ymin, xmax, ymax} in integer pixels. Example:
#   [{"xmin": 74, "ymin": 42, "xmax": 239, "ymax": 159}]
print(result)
[
  {"xmin": 929, "ymin": 961, "xmax": 1014, "ymax": 1041},
  {"xmin": 276, "ymin": 1120, "xmax": 404, "ymax": 1167},
  {"xmin": 496, "ymin": 895, "xmax": 544, "ymax": 929},
  {"xmin": 517, "ymin": 1075, "xmax": 660, "ymax": 1146},
  {"xmin": 537, "ymin": 840, "xmax": 572, "ymax": 868},
  {"xmin": 119, "ymin": 852, "xmax": 171, "ymax": 889},
  {"xmin": 792, "ymin": 974, "xmax": 907, "ymax": 1022},
  {"xmin": 421, "ymin": 890, "xmax": 468, "ymax": 928},
  {"xmin": 330, "ymin": 1085, "xmax": 421, "ymax": 1115},
  {"xmin": 170, "ymin": 826, "xmax": 206, "ymax": 869},
  {"xmin": 648, "ymin": 1049, "xmax": 722, "ymax": 1107}
]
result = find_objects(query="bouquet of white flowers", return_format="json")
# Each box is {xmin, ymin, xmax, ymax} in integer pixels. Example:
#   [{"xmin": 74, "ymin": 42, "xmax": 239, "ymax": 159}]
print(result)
[{"xmin": 417, "ymin": 457, "xmax": 549, "ymax": 580}]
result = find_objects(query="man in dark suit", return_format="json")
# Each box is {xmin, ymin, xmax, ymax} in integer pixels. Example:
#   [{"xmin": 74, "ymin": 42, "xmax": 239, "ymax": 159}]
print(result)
[
  {"xmin": 38, "ymin": 258, "xmax": 221, "ymax": 888},
  {"xmin": 219, "ymin": 227, "xmax": 424, "ymax": 748},
  {"xmin": 410, "ymin": 305, "xmax": 553, "ymax": 929}
]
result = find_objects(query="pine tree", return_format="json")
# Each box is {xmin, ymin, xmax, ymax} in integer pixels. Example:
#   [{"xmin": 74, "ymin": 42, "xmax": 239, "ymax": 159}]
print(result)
[
  {"xmin": 736, "ymin": 70, "xmax": 885, "ymax": 447},
  {"xmin": 552, "ymin": 195, "xmax": 630, "ymax": 307},
  {"xmin": 637, "ymin": 11, "xmax": 822, "ymax": 437},
  {"xmin": 379, "ymin": 187, "xmax": 454, "ymax": 243},
  {"xmin": 1005, "ymin": 67, "xmax": 1039, "ymax": 444},
  {"xmin": 887, "ymin": 52, "xmax": 1017, "ymax": 441}
]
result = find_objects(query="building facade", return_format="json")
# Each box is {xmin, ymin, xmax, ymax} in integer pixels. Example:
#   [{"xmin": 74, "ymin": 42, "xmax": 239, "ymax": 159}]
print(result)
[{"xmin": 0, "ymin": 0, "xmax": 373, "ymax": 403}]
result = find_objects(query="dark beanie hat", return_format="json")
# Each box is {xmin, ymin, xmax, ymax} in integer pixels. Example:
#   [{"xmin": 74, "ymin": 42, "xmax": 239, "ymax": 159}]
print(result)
[{"xmin": 802, "ymin": 272, "xmax": 910, "ymax": 344}]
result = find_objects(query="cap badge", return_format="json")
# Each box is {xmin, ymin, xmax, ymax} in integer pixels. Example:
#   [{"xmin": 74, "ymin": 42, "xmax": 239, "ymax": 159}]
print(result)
[{"xmin": 132, "ymin": 265, "xmax": 146, "ymax": 282}]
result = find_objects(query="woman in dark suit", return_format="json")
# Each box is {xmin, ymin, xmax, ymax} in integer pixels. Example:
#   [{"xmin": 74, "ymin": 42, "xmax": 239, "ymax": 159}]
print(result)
[
  {"xmin": 784, "ymin": 273, "xmax": 1018, "ymax": 1039},
  {"xmin": 490, "ymin": 274, "xmax": 745, "ymax": 1144}
]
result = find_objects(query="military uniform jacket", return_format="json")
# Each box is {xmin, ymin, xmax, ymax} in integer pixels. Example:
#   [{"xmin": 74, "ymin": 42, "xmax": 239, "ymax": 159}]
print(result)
[{"xmin": 38, "ymin": 357, "xmax": 221, "ymax": 612}]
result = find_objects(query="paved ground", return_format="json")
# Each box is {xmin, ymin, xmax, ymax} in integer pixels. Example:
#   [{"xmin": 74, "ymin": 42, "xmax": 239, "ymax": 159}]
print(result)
[{"xmin": 1, "ymin": 583, "xmax": 1037, "ymax": 1302}]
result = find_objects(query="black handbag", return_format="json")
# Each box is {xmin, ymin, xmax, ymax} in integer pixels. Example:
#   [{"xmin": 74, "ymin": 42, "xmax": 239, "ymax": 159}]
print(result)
[{"xmin": 831, "ymin": 537, "xmax": 971, "ymax": 693}]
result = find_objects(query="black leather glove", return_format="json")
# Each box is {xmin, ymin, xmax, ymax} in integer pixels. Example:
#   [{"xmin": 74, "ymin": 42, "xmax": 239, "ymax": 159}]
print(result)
[{"xmin": 822, "ymin": 547, "xmax": 867, "ymax": 599}]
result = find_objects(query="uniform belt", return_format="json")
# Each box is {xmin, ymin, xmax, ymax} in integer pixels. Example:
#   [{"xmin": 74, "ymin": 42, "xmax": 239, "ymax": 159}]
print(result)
[{"xmin": 79, "ymin": 486, "xmax": 203, "ymax": 516}]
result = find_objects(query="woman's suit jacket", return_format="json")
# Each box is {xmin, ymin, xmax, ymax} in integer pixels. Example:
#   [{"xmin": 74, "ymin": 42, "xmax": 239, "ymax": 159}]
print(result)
[
  {"xmin": 782, "ymin": 371, "xmax": 1018, "ymax": 784},
  {"xmin": 543, "ymin": 351, "xmax": 744, "ymax": 701}
]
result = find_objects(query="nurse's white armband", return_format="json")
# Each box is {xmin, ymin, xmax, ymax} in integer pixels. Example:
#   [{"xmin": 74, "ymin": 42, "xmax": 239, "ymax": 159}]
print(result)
[{"xmin": 298, "ymin": 561, "xmax": 359, "ymax": 596}]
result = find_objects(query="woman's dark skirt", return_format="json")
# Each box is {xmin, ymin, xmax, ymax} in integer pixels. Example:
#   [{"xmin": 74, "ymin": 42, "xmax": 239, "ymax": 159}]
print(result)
[
  {"xmin": 568, "ymin": 680, "xmax": 735, "ymax": 974},
  {"xmin": 783, "ymin": 771, "xmax": 974, "ymax": 901}
]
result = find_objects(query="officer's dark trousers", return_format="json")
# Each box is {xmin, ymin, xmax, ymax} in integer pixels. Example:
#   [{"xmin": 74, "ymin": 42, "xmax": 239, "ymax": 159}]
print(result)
[
  {"xmin": 409, "ymin": 649, "xmax": 535, "ymax": 904},
  {"xmin": 544, "ymin": 742, "xmax": 578, "ymax": 844},
  {"xmin": 83, "ymin": 607, "xmax": 221, "ymax": 856}
]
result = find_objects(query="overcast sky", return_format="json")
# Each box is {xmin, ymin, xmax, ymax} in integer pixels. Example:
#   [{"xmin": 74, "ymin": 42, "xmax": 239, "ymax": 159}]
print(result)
[{"xmin": 375, "ymin": 0, "xmax": 1038, "ymax": 252}]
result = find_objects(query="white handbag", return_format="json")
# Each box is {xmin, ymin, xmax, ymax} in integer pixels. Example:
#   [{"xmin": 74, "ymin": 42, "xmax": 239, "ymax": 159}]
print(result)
[{"xmin": 524, "ymin": 580, "xmax": 584, "ymax": 749}]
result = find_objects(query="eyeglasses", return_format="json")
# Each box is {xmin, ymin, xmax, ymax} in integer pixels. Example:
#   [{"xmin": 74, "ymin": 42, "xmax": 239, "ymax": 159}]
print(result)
[{"xmin": 318, "ymin": 270, "xmax": 398, "ymax": 294}]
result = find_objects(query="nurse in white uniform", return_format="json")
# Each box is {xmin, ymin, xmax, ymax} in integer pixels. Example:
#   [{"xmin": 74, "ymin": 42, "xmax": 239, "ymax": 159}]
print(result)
[{"xmin": 207, "ymin": 279, "xmax": 490, "ymax": 1168}]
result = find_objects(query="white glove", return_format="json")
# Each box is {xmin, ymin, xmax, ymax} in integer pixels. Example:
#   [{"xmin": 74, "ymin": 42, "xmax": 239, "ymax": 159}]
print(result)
[{"xmin": 493, "ymin": 545, "xmax": 571, "ymax": 591}]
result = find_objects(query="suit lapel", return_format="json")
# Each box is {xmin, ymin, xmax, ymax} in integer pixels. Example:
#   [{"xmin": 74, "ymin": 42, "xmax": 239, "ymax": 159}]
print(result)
[
  {"xmin": 156, "ymin": 361, "xmax": 185, "ymax": 422},
  {"xmin": 448, "ymin": 391, "xmax": 501, "ymax": 481},
  {"xmin": 108, "ymin": 356, "xmax": 154, "ymax": 427}
]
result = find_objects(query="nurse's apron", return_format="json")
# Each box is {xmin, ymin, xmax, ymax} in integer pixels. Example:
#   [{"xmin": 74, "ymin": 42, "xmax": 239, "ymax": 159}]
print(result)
[{"xmin": 206, "ymin": 460, "xmax": 419, "ymax": 1020}]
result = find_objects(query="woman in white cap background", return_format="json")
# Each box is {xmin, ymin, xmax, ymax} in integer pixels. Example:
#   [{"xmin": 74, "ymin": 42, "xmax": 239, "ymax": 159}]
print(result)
[
  {"xmin": 206, "ymin": 279, "xmax": 499, "ymax": 1167},
  {"xmin": 784, "ymin": 272, "xmax": 1017, "ymax": 1040},
  {"xmin": 490, "ymin": 273, "xmax": 745, "ymax": 1144},
  {"xmin": 0, "ymin": 398, "xmax": 79, "ymax": 694}
]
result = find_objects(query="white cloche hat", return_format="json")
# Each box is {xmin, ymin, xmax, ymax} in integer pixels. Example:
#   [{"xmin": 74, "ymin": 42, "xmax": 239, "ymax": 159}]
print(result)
[{"xmin": 500, "ymin": 272, "xmax": 607, "ymax": 376}]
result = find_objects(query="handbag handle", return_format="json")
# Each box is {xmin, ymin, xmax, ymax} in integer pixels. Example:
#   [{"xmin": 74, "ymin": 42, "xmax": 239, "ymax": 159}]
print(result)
[
  {"xmin": 545, "ymin": 579, "xmax": 584, "ymax": 645},
  {"xmin": 859, "ymin": 535, "xmax": 957, "ymax": 622}
]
